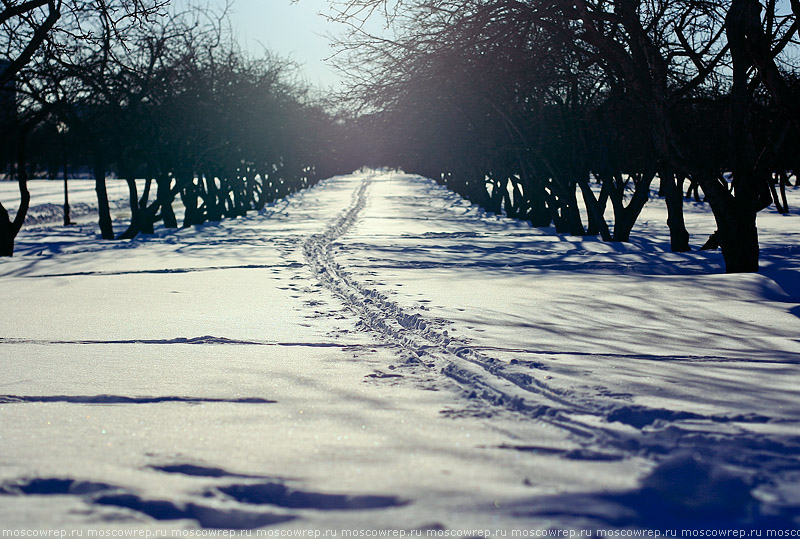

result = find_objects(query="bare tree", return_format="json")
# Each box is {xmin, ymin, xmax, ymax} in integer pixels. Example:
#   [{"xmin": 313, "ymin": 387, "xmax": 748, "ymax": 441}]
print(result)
[
  {"xmin": 326, "ymin": 0, "xmax": 799, "ymax": 273},
  {"xmin": 0, "ymin": 0, "xmax": 168, "ymax": 253}
]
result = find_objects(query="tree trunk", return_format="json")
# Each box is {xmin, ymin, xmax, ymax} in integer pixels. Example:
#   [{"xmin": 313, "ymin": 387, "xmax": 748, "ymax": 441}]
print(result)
[
  {"xmin": 610, "ymin": 172, "xmax": 654, "ymax": 242},
  {"xmin": 487, "ymin": 176, "xmax": 504, "ymax": 215},
  {"xmin": 181, "ymin": 176, "xmax": 204, "ymax": 227},
  {"xmin": 245, "ymin": 171, "xmax": 256, "ymax": 211},
  {"xmin": 578, "ymin": 178, "xmax": 612, "ymax": 241},
  {"xmin": 156, "ymin": 175, "xmax": 177, "ymax": 228},
  {"xmin": 62, "ymin": 144, "xmax": 72, "ymax": 226},
  {"xmin": 94, "ymin": 152, "xmax": 114, "ymax": 240},
  {"xmin": 521, "ymin": 172, "xmax": 552, "ymax": 227},
  {"xmin": 139, "ymin": 177, "xmax": 155, "ymax": 235},
  {"xmin": 0, "ymin": 133, "xmax": 31, "ymax": 257},
  {"xmin": 206, "ymin": 175, "xmax": 222, "ymax": 222},
  {"xmin": 0, "ymin": 178, "xmax": 28, "ymax": 256},
  {"xmin": 685, "ymin": 179, "xmax": 701, "ymax": 202},
  {"xmin": 778, "ymin": 170, "xmax": 790, "ymax": 209},
  {"xmin": 527, "ymin": 191, "xmax": 552, "ymax": 228},
  {"xmin": 257, "ymin": 171, "xmax": 271, "ymax": 210},
  {"xmin": 237, "ymin": 173, "xmax": 249, "ymax": 216},
  {"xmin": 0, "ymin": 202, "xmax": 15, "ymax": 256},
  {"xmin": 718, "ymin": 208, "xmax": 760, "ymax": 273},
  {"xmin": 704, "ymin": 0, "xmax": 773, "ymax": 272},
  {"xmin": 769, "ymin": 171, "xmax": 789, "ymax": 214},
  {"xmin": 562, "ymin": 181, "xmax": 585, "ymax": 236},
  {"xmin": 702, "ymin": 178, "xmax": 761, "ymax": 272},
  {"xmin": 660, "ymin": 171, "xmax": 690, "ymax": 252},
  {"xmin": 118, "ymin": 176, "xmax": 141, "ymax": 240}
]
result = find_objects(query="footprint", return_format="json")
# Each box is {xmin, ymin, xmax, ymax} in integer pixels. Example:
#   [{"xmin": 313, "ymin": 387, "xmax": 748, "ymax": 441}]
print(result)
[
  {"xmin": 0, "ymin": 477, "xmax": 116, "ymax": 496},
  {"xmin": 150, "ymin": 464, "xmax": 267, "ymax": 479},
  {"xmin": 1, "ymin": 477, "xmax": 294, "ymax": 530},
  {"xmin": 94, "ymin": 492, "xmax": 294, "ymax": 529},
  {"xmin": 215, "ymin": 482, "xmax": 407, "ymax": 511},
  {"xmin": 495, "ymin": 444, "xmax": 624, "ymax": 462},
  {"xmin": 365, "ymin": 371, "xmax": 403, "ymax": 380}
]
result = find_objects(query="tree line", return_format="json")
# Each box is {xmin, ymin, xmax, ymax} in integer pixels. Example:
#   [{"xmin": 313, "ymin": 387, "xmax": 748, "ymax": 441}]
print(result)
[
  {"xmin": 330, "ymin": 0, "xmax": 799, "ymax": 273},
  {"xmin": 0, "ymin": 0, "xmax": 361, "ymax": 256},
  {"xmin": 2, "ymin": 0, "xmax": 799, "ymax": 273}
]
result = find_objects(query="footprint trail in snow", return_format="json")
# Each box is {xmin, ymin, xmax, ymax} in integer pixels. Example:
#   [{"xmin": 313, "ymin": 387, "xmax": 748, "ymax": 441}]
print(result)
[{"xmin": 302, "ymin": 172, "xmax": 800, "ymax": 486}]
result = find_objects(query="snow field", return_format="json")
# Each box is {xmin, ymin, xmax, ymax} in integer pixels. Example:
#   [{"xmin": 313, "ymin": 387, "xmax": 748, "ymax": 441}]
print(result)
[
  {"xmin": 0, "ymin": 171, "xmax": 799, "ymax": 531},
  {"xmin": 1, "ymin": 179, "xmax": 135, "ymax": 227}
]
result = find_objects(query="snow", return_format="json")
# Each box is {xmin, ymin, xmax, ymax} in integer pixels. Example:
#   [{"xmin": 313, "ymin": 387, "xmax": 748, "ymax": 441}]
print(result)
[
  {"xmin": 1, "ymin": 171, "xmax": 799, "ymax": 532},
  {"xmin": 2, "ymin": 179, "xmax": 133, "ymax": 227}
]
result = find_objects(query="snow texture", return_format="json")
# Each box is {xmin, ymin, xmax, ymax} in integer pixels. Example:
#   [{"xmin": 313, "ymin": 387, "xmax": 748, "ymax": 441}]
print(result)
[{"xmin": 1, "ymin": 171, "xmax": 799, "ymax": 532}]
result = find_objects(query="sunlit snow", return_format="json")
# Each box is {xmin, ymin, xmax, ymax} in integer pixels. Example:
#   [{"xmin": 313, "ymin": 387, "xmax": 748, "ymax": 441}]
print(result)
[{"xmin": 1, "ymin": 170, "xmax": 799, "ymax": 531}]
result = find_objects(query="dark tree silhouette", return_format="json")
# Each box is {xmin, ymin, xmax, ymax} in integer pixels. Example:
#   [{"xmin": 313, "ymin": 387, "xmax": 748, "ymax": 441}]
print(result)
[
  {"xmin": 0, "ymin": 0, "xmax": 168, "ymax": 253},
  {"xmin": 327, "ymin": 0, "xmax": 799, "ymax": 273},
  {"xmin": 3, "ymin": 2, "xmax": 355, "ymax": 251}
]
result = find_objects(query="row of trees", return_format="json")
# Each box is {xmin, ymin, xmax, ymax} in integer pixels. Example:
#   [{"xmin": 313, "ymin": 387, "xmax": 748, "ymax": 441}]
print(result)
[
  {"xmin": 329, "ymin": 0, "xmax": 799, "ymax": 273},
  {"xmin": 0, "ymin": 1, "xmax": 359, "ymax": 255},
  {"xmin": 3, "ymin": 0, "xmax": 798, "ymax": 273}
]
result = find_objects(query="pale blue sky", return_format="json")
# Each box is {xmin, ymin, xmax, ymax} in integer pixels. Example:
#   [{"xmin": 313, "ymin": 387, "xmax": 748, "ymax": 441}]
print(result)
[{"xmin": 224, "ymin": 0, "xmax": 344, "ymax": 89}]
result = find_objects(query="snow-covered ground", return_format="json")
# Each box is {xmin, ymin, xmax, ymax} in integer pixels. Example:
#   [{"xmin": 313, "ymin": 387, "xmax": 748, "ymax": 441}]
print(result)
[
  {"xmin": 2, "ymin": 179, "xmax": 134, "ymax": 227},
  {"xmin": 1, "ymin": 171, "xmax": 799, "ymax": 533}
]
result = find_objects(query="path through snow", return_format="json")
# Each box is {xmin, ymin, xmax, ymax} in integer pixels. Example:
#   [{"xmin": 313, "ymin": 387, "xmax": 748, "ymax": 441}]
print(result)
[{"xmin": 1, "ymin": 171, "xmax": 800, "ymax": 531}]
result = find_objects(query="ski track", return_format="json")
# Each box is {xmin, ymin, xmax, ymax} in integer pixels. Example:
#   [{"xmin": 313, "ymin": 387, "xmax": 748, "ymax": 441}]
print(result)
[
  {"xmin": 303, "ymin": 176, "xmax": 620, "ymax": 438},
  {"xmin": 302, "ymin": 174, "xmax": 800, "ymax": 472},
  {"xmin": 3, "ymin": 174, "xmax": 800, "ymax": 529}
]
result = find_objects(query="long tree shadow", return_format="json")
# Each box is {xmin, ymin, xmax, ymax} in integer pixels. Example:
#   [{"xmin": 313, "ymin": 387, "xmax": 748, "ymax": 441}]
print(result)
[
  {"xmin": 501, "ymin": 452, "xmax": 800, "ymax": 529},
  {"xmin": 0, "ymin": 394, "xmax": 277, "ymax": 404},
  {"xmin": 0, "ymin": 473, "xmax": 406, "ymax": 529}
]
